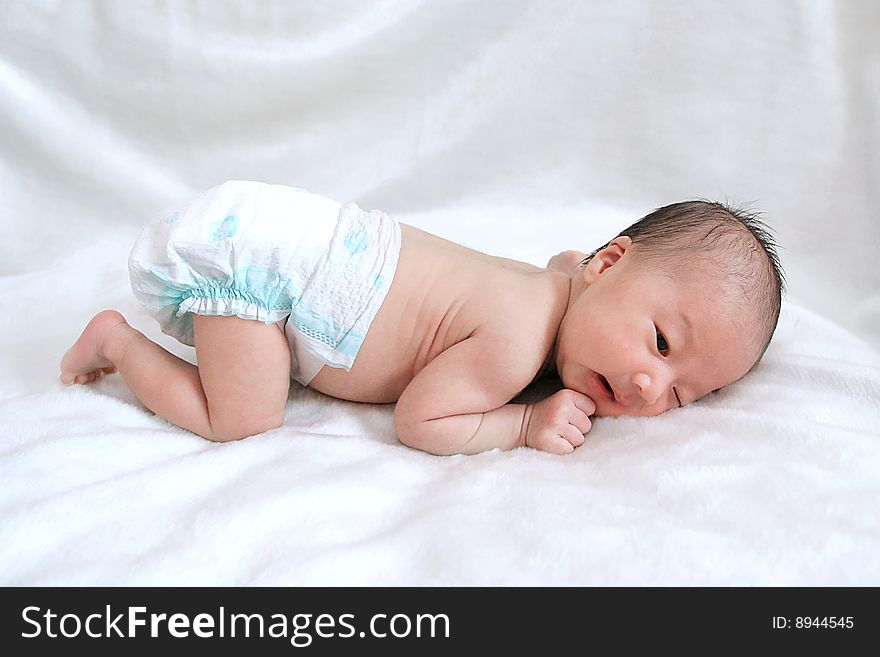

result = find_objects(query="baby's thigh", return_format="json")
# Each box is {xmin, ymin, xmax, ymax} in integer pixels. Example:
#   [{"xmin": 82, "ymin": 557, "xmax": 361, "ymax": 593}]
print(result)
[{"xmin": 192, "ymin": 314, "xmax": 291, "ymax": 438}]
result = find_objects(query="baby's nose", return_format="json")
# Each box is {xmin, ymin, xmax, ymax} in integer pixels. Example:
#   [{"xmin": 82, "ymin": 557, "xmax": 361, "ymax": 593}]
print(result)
[{"xmin": 632, "ymin": 373, "xmax": 662, "ymax": 405}]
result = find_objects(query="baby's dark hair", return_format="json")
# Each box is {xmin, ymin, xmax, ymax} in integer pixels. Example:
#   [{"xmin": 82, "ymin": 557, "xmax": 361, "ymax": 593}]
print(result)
[{"xmin": 579, "ymin": 200, "xmax": 786, "ymax": 362}]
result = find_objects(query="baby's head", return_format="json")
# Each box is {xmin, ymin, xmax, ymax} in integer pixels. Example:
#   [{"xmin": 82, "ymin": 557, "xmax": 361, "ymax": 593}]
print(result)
[{"xmin": 555, "ymin": 200, "xmax": 785, "ymax": 417}]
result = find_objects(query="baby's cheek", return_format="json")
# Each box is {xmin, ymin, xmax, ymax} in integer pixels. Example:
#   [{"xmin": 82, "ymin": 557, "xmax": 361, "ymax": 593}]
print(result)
[{"xmin": 595, "ymin": 334, "xmax": 630, "ymax": 365}]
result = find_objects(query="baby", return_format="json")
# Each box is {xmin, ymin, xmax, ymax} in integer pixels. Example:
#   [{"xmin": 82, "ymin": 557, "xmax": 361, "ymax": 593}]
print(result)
[{"xmin": 60, "ymin": 181, "xmax": 784, "ymax": 455}]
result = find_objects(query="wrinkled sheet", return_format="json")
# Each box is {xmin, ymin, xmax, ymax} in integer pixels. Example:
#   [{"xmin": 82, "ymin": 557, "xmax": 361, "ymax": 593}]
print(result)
[{"xmin": 1, "ymin": 1, "xmax": 878, "ymax": 585}]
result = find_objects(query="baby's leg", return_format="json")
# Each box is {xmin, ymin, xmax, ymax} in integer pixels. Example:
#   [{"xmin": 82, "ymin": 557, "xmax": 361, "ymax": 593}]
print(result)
[
  {"xmin": 60, "ymin": 310, "xmax": 290, "ymax": 441},
  {"xmin": 190, "ymin": 314, "xmax": 291, "ymax": 441}
]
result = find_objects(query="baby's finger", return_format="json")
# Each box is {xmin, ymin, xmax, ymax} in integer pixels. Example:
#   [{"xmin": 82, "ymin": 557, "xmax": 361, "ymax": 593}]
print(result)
[
  {"xmin": 569, "ymin": 390, "xmax": 597, "ymax": 416},
  {"xmin": 543, "ymin": 435, "xmax": 575, "ymax": 455},
  {"xmin": 561, "ymin": 423, "xmax": 586, "ymax": 448},
  {"xmin": 567, "ymin": 410, "xmax": 592, "ymax": 436}
]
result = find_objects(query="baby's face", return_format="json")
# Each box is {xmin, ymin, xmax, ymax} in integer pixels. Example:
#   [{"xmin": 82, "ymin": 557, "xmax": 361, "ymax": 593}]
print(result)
[{"xmin": 554, "ymin": 239, "xmax": 759, "ymax": 417}]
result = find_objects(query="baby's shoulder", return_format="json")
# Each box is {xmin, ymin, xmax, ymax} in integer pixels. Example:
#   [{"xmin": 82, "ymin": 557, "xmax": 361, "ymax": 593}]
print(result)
[{"xmin": 469, "ymin": 287, "xmax": 556, "ymax": 389}]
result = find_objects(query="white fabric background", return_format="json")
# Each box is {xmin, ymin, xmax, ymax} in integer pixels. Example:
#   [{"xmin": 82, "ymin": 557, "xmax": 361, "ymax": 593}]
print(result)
[{"xmin": 1, "ymin": 0, "xmax": 878, "ymax": 585}]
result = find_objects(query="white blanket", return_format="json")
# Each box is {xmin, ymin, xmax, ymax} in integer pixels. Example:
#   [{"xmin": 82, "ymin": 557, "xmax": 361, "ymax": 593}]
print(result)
[{"xmin": 2, "ymin": 1, "xmax": 878, "ymax": 585}]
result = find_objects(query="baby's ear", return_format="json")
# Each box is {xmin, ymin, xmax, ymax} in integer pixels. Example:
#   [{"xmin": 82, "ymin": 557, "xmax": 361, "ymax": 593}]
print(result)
[{"xmin": 583, "ymin": 237, "xmax": 632, "ymax": 283}]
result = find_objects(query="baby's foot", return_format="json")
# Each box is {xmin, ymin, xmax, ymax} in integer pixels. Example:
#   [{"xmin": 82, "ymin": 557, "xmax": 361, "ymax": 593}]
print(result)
[{"xmin": 59, "ymin": 310, "xmax": 129, "ymax": 385}]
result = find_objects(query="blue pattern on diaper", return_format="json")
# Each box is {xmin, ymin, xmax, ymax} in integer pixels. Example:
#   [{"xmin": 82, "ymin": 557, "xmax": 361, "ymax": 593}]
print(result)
[
  {"xmin": 372, "ymin": 274, "xmax": 384, "ymax": 290},
  {"xmin": 344, "ymin": 230, "xmax": 369, "ymax": 256},
  {"xmin": 286, "ymin": 297, "xmax": 365, "ymax": 359},
  {"xmin": 162, "ymin": 212, "xmax": 180, "ymax": 224},
  {"xmin": 210, "ymin": 214, "xmax": 240, "ymax": 242}
]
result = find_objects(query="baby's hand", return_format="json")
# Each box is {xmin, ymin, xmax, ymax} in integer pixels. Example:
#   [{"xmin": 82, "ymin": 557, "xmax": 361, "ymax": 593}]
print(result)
[
  {"xmin": 546, "ymin": 250, "xmax": 588, "ymax": 276},
  {"xmin": 523, "ymin": 389, "xmax": 596, "ymax": 455}
]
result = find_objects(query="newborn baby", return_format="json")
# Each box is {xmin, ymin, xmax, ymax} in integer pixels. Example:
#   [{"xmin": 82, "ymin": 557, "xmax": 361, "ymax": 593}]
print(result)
[{"xmin": 60, "ymin": 181, "xmax": 784, "ymax": 455}]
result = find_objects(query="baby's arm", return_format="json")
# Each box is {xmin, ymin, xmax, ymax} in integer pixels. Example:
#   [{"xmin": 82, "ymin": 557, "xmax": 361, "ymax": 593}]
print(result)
[
  {"xmin": 394, "ymin": 336, "xmax": 593, "ymax": 455},
  {"xmin": 394, "ymin": 337, "xmax": 526, "ymax": 455}
]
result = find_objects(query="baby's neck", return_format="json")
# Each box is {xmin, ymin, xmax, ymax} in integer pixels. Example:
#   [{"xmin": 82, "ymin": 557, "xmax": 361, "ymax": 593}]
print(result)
[
  {"xmin": 536, "ymin": 341, "xmax": 558, "ymax": 380},
  {"xmin": 535, "ymin": 270, "xmax": 576, "ymax": 380}
]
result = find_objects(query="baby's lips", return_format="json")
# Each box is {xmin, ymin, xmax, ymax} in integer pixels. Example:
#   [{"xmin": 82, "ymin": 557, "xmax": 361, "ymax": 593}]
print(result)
[{"xmin": 586, "ymin": 370, "xmax": 614, "ymax": 404}]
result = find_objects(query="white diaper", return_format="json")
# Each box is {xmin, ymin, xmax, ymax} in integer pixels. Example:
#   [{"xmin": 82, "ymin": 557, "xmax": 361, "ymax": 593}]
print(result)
[{"xmin": 128, "ymin": 180, "xmax": 401, "ymax": 386}]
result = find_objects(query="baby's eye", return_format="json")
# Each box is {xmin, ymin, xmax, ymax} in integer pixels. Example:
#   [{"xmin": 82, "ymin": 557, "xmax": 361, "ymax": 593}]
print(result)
[{"xmin": 655, "ymin": 326, "xmax": 669, "ymax": 355}]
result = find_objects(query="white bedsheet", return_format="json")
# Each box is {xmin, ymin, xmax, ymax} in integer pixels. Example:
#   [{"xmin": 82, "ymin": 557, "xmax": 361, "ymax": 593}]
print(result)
[{"xmin": 1, "ymin": 1, "xmax": 878, "ymax": 585}]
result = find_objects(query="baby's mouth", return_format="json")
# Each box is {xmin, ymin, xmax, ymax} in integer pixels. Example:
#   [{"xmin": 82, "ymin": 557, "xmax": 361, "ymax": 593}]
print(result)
[
  {"xmin": 598, "ymin": 373, "xmax": 614, "ymax": 396},
  {"xmin": 589, "ymin": 370, "xmax": 616, "ymax": 402}
]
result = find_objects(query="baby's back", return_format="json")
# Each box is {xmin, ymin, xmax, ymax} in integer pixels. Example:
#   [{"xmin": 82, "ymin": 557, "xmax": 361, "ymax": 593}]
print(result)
[{"xmin": 307, "ymin": 223, "xmax": 563, "ymax": 403}]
